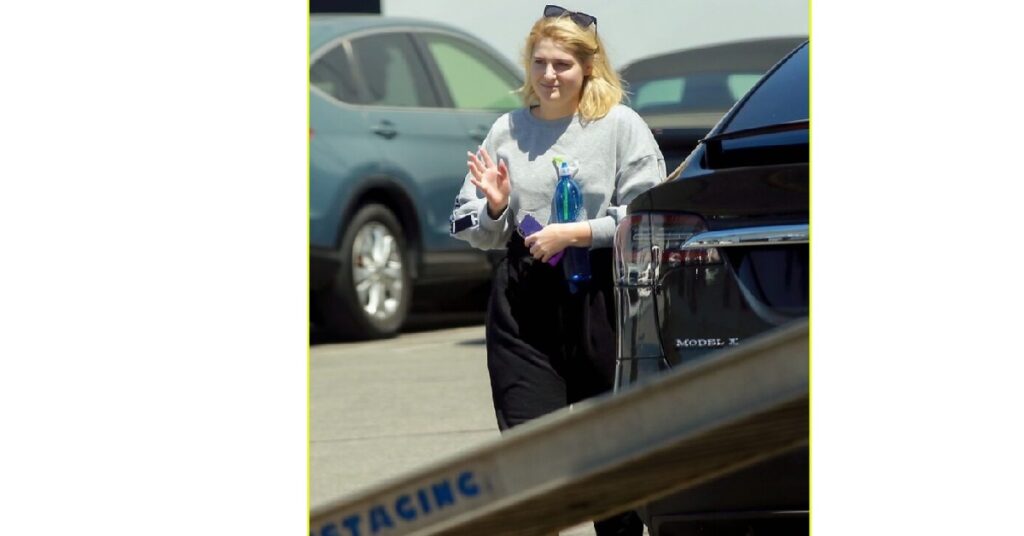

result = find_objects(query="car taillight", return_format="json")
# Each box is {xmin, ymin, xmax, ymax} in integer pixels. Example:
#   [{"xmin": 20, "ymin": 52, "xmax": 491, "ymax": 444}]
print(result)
[
  {"xmin": 614, "ymin": 213, "xmax": 720, "ymax": 289},
  {"xmin": 309, "ymin": 127, "xmax": 315, "ymax": 140}
]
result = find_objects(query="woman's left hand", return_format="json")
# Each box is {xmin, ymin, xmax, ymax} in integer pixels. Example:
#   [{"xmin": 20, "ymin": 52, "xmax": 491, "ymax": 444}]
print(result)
[{"xmin": 523, "ymin": 223, "xmax": 576, "ymax": 263}]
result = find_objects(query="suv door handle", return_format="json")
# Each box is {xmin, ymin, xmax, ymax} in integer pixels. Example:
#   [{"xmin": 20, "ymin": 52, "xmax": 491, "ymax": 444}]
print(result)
[
  {"xmin": 372, "ymin": 120, "xmax": 398, "ymax": 139},
  {"xmin": 468, "ymin": 125, "xmax": 488, "ymax": 142}
]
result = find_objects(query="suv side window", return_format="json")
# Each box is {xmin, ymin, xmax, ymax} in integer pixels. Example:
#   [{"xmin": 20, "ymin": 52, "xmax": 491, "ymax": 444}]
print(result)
[
  {"xmin": 722, "ymin": 42, "xmax": 808, "ymax": 133},
  {"xmin": 350, "ymin": 33, "xmax": 440, "ymax": 108},
  {"xmin": 420, "ymin": 33, "xmax": 520, "ymax": 111},
  {"xmin": 310, "ymin": 43, "xmax": 364, "ymax": 104}
]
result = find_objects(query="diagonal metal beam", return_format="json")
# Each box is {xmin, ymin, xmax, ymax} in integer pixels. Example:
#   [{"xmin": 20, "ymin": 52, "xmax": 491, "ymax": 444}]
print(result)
[{"xmin": 311, "ymin": 319, "xmax": 808, "ymax": 536}]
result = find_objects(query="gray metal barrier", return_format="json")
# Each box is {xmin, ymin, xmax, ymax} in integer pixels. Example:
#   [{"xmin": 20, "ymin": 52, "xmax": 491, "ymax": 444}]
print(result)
[{"xmin": 311, "ymin": 319, "xmax": 808, "ymax": 536}]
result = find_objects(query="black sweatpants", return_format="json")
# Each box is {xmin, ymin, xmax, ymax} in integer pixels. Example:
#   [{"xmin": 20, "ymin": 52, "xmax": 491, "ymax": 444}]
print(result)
[{"xmin": 485, "ymin": 233, "xmax": 643, "ymax": 536}]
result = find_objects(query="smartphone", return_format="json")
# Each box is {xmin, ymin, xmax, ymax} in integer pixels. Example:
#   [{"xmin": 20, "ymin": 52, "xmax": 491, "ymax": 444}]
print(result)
[{"xmin": 519, "ymin": 214, "xmax": 563, "ymax": 266}]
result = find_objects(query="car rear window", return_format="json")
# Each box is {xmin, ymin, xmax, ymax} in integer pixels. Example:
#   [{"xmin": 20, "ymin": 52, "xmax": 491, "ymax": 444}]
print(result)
[
  {"xmin": 310, "ymin": 44, "xmax": 365, "ymax": 104},
  {"xmin": 630, "ymin": 72, "xmax": 763, "ymax": 114},
  {"xmin": 721, "ymin": 42, "xmax": 808, "ymax": 133}
]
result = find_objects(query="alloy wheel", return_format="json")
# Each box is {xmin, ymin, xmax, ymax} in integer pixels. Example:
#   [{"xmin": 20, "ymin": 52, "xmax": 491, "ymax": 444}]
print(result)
[{"xmin": 351, "ymin": 222, "xmax": 404, "ymax": 320}]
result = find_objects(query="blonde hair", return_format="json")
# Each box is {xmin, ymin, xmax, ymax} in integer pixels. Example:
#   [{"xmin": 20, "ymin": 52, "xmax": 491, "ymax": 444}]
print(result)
[{"xmin": 519, "ymin": 15, "xmax": 624, "ymax": 121}]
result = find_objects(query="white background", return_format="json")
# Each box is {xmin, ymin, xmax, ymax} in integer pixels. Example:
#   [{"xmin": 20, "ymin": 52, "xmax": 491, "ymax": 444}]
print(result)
[{"xmin": 1, "ymin": 1, "xmax": 1023, "ymax": 534}]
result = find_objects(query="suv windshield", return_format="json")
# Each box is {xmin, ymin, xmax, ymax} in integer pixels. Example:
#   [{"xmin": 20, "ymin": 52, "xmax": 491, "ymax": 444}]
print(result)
[{"xmin": 721, "ymin": 42, "xmax": 808, "ymax": 134}]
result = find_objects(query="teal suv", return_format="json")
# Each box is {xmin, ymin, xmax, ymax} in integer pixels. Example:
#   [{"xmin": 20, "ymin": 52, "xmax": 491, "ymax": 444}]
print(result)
[{"xmin": 309, "ymin": 15, "xmax": 522, "ymax": 339}]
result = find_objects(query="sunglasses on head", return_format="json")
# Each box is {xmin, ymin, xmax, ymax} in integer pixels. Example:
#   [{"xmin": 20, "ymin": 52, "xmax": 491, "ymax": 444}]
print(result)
[{"xmin": 543, "ymin": 5, "xmax": 597, "ymax": 29}]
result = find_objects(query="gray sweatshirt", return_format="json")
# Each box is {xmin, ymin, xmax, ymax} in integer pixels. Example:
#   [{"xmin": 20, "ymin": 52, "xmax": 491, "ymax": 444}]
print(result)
[{"xmin": 450, "ymin": 104, "xmax": 665, "ymax": 251}]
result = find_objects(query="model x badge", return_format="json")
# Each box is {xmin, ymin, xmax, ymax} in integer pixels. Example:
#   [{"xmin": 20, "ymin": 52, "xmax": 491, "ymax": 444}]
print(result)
[{"xmin": 675, "ymin": 338, "xmax": 741, "ymax": 349}]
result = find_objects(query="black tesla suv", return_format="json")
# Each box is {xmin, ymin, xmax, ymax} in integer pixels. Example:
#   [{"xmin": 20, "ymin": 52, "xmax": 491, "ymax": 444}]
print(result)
[{"xmin": 612, "ymin": 41, "xmax": 809, "ymax": 536}]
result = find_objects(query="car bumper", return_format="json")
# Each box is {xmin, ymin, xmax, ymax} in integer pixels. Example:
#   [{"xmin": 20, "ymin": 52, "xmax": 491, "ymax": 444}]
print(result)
[{"xmin": 639, "ymin": 448, "xmax": 808, "ymax": 535}]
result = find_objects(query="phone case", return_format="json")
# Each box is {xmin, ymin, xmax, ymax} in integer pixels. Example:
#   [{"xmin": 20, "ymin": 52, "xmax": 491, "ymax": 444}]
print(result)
[{"xmin": 519, "ymin": 214, "xmax": 563, "ymax": 266}]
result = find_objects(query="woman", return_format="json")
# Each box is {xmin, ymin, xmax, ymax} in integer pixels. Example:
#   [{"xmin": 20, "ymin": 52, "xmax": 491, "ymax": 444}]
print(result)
[{"xmin": 449, "ymin": 6, "xmax": 664, "ymax": 535}]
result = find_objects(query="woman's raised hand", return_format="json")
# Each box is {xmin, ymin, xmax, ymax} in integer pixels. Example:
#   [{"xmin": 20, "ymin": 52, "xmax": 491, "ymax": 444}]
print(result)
[{"xmin": 467, "ymin": 147, "xmax": 511, "ymax": 218}]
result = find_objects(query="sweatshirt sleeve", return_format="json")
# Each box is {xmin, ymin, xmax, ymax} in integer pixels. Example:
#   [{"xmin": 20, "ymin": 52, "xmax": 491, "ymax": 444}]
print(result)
[
  {"xmin": 588, "ymin": 107, "xmax": 666, "ymax": 248},
  {"xmin": 448, "ymin": 118, "xmax": 514, "ymax": 251}
]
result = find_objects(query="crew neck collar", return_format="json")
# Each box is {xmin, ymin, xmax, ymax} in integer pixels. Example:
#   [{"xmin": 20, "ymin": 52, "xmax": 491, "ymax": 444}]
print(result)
[{"xmin": 525, "ymin": 106, "xmax": 577, "ymax": 126}]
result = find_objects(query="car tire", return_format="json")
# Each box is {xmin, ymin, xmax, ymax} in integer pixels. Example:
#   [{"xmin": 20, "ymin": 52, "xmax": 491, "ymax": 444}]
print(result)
[{"xmin": 317, "ymin": 203, "xmax": 412, "ymax": 340}]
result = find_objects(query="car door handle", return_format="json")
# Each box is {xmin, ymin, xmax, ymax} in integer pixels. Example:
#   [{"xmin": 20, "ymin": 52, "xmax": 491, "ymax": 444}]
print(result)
[
  {"xmin": 468, "ymin": 126, "xmax": 488, "ymax": 142},
  {"xmin": 372, "ymin": 121, "xmax": 398, "ymax": 139}
]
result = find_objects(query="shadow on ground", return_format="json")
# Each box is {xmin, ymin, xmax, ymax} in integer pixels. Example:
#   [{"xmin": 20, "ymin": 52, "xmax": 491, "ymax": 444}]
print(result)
[
  {"xmin": 310, "ymin": 311, "xmax": 486, "ymax": 345},
  {"xmin": 310, "ymin": 279, "xmax": 490, "ymax": 345}
]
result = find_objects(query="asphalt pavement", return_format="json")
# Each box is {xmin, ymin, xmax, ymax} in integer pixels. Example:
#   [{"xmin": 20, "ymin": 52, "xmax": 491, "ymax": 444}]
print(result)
[{"xmin": 310, "ymin": 323, "xmax": 605, "ymax": 535}]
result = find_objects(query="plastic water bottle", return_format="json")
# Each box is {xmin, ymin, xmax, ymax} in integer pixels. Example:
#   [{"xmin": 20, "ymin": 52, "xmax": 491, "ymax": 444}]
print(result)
[{"xmin": 553, "ymin": 159, "xmax": 591, "ymax": 290}]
